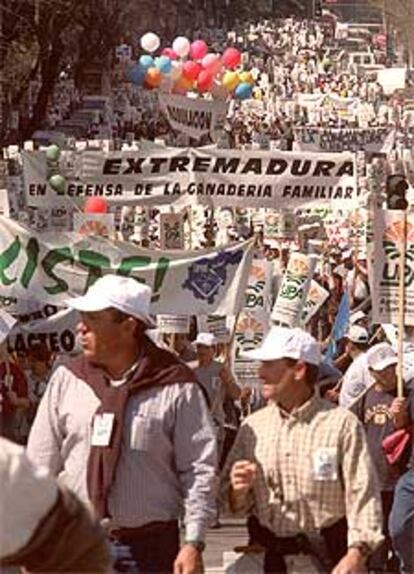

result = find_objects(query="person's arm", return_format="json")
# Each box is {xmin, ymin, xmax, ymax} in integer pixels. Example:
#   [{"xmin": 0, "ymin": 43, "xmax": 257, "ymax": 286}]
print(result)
[
  {"xmin": 333, "ymin": 414, "xmax": 384, "ymax": 574},
  {"xmin": 220, "ymin": 364, "xmax": 242, "ymax": 400},
  {"xmin": 26, "ymin": 367, "xmax": 66, "ymax": 476},
  {"xmin": 173, "ymin": 384, "xmax": 218, "ymax": 541},
  {"xmin": 0, "ymin": 438, "xmax": 111, "ymax": 572}
]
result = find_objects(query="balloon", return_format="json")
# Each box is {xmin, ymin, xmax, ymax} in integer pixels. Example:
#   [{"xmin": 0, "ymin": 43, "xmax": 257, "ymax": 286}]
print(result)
[
  {"xmin": 222, "ymin": 71, "xmax": 240, "ymax": 91},
  {"xmin": 222, "ymin": 47, "xmax": 241, "ymax": 69},
  {"xmin": 140, "ymin": 32, "xmax": 160, "ymax": 53},
  {"xmin": 172, "ymin": 36, "xmax": 190, "ymax": 58},
  {"xmin": 235, "ymin": 82, "xmax": 253, "ymax": 100},
  {"xmin": 190, "ymin": 39, "xmax": 208, "ymax": 60},
  {"xmin": 238, "ymin": 71, "xmax": 254, "ymax": 85},
  {"xmin": 162, "ymin": 47, "xmax": 178, "ymax": 60},
  {"xmin": 145, "ymin": 67, "xmax": 162, "ymax": 88},
  {"xmin": 139, "ymin": 55, "xmax": 154, "ymax": 70},
  {"xmin": 174, "ymin": 76, "xmax": 193, "ymax": 92},
  {"xmin": 170, "ymin": 61, "xmax": 182, "ymax": 81},
  {"xmin": 197, "ymin": 70, "xmax": 213, "ymax": 92},
  {"xmin": 155, "ymin": 56, "xmax": 172, "ymax": 74},
  {"xmin": 128, "ymin": 64, "xmax": 145, "ymax": 85},
  {"xmin": 48, "ymin": 174, "xmax": 66, "ymax": 194},
  {"xmin": 182, "ymin": 61, "xmax": 202, "ymax": 81},
  {"xmin": 45, "ymin": 144, "xmax": 60, "ymax": 162},
  {"xmin": 202, "ymin": 53, "xmax": 221, "ymax": 74},
  {"xmin": 84, "ymin": 197, "xmax": 109, "ymax": 214}
]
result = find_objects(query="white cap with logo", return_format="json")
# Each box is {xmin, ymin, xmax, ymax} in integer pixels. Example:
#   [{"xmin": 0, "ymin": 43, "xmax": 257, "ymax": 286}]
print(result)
[
  {"xmin": 195, "ymin": 333, "xmax": 217, "ymax": 347},
  {"xmin": 66, "ymin": 275, "xmax": 154, "ymax": 327},
  {"xmin": 366, "ymin": 343, "xmax": 398, "ymax": 371},
  {"xmin": 345, "ymin": 325, "xmax": 369, "ymax": 344},
  {"xmin": 243, "ymin": 326, "xmax": 321, "ymax": 365}
]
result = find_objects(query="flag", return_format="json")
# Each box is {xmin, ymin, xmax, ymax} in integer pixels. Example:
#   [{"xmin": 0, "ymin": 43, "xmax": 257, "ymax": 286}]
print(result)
[{"xmin": 325, "ymin": 292, "xmax": 350, "ymax": 359}]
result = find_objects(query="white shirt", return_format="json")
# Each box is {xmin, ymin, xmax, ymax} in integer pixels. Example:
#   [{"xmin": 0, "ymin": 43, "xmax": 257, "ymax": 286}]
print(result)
[{"xmin": 339, "ymin": 353, "xmax": 373, "ymax": 408}]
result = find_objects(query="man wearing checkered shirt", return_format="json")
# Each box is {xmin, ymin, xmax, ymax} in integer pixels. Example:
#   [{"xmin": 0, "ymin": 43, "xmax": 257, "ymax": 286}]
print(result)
[{"xmin": 222, "ymin": 326, "xmax": 383, "ymax": 574}]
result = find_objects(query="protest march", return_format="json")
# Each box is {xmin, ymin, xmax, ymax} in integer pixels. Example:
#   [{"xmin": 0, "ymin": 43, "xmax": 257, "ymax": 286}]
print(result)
[{"xmin": 1, "ymin": 1, "xmax": 414, "ymax": 573}]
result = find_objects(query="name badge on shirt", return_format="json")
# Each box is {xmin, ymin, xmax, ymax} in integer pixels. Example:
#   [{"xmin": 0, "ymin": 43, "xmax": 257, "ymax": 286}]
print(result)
[
  {"xmin": 91, "ymin": 413, "xmax": 115, "ymax": 447},
  {"xmin": 312, "ymin": 447, "xmax": 338, "ymax": 481}
]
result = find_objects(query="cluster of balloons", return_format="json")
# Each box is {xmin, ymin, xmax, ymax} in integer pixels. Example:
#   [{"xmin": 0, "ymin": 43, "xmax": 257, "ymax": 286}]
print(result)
[{"xmin": 126, "ymin": 32, "xmax": 255, "ymax": 100}]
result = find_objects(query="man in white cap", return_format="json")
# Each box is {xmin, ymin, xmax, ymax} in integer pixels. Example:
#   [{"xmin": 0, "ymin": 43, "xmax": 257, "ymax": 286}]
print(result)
[
  {"xmin": 353, "ymin": 343, "xmax": 414, "ymax": 572},
  {"xmin": 222, "ymin": 326, "xmax": 383, "ymax": 573},
  {"xmin": 27, "ymin": 275, "xmax": 217, "ymax": 574},
  {"xmin": 338, "ymin": 325, "xmax": 372, "ymax": 408},
  {"xmin": 0, "ymin": 437, "xmax": 111, "ymax": 571}
]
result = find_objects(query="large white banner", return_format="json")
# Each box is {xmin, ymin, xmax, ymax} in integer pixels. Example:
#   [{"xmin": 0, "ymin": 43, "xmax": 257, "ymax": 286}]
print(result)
[
  {"xmin": 158, "ymin": 93, "xmax": 227, "ymax": 140},
  {"xmin": 294, "ymin": 127, "xmax": 395, "ymax": 154},
  {"xmin": 0, "ymin": 216, "xmax": 254, "ymax": 316},
  {"xmin": 371, "ymin": 210, "xmax": 414, "ymax": 325},
  {"xmin": 22, "ymin": 148, "xmax": 358, "ymax": 209}
]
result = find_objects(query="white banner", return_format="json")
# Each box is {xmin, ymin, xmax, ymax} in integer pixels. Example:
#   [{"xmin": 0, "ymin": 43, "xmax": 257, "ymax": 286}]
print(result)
[
  {"xmin": 0, "ymin": 216, "xmax": 254, "ymax": 316},
  {"xmin": 8, "ymin": 308, "xmax": 78, "ymax": 354},
  {"xmin": 294, "ymin": 127, "xmax": 395, "ymax": 153},
  {"xmin": 301, "ymin": 280, "xmax": 330, "ymax": 325},
  {"xmin": 271, "ymin": 252, "xmax": 317, "ymax": 327},
  {"xmin": 22, "ymin": 148, "xmax": 358, "ymax": 209},
  {"xmin": 371, "ymin": 210, "xmax": 414, "ymax": 325},
  {"xmin": 158, "ymin": 93, "xmax": 227, "ymax": 140}
]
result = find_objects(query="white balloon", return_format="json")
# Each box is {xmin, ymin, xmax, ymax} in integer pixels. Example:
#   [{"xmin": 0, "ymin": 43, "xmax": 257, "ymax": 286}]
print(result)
[
  {"xmin": 170, "ymin": 61, "xmax": 182, "ymax": 81},
  {"xmin": 140, "ymin": 32, "xmax": 160, "ymax": 54},
  {"xmin": 172, "ymin": 36, "xmax": 190, "ymax": 58}
]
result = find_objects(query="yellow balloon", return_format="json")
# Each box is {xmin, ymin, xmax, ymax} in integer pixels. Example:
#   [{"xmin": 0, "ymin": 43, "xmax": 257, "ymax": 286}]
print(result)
[
  {"xmin": 253, "ymin": 87, "xmax": 262, "ymax": 100},
  {"xmin": 222, "ymin": 71, "xmax": 240, "ymax": 91},
  {"xmin": 239, "ymin": 71, "xmax": 254, "ymax": 85}
]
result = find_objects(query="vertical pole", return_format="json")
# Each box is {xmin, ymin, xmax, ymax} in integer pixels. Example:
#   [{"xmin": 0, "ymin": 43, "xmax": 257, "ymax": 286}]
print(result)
[{"xmin": 397, "ymin": 210, "xmax": 407, "ymax": 398}]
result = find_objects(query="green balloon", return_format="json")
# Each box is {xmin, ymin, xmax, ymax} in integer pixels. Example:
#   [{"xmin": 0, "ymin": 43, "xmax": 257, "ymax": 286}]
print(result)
[
  {"xmin": 48, "ymin": 174, "xmax": 66, "ymax": 194},
  {"xmin": 46, "ymin": 144, "xmax": 61, "ymax": 162}
]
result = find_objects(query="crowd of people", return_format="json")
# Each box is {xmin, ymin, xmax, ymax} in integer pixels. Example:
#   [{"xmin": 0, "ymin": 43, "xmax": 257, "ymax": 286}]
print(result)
[{"xmin": 0, "ymin": 9, "xmax": 414, "ymax": 574}]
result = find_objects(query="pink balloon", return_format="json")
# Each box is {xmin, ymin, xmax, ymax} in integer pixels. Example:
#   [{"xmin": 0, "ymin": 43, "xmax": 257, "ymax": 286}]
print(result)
[
  {"xmin": 202, "ymin": 53, "xmax": 222, "ymax": 75},
  {"xmin": 222, "ymin": 47, "xmax": 241, "ymax": 69},
  {"xmin": 190, "ymin": 39, "xmax": 208, "ymax": 60},
  {"xmin": 182, "ymin": 60, "xmax": 202, "ymax": 81},
  {"xmin": 197, "ymin": 70, "xmax": 213, "ymax": 92},
  {"xmin": 162, "ymin": 47, "xmax": 178, "ymax": 60}
]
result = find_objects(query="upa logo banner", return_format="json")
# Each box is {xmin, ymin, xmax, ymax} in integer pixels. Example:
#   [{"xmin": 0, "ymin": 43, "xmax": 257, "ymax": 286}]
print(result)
[
  {"xmin": 372, "ymin": 211, "xmax": 414, "ymax": 325},
  {"xmin": 271, "ymin": 252, "xmax": 317, "ymax": 327},
  {"xmin": 244, "ymin": 259, "xmax": 273, "ymax": 311}
]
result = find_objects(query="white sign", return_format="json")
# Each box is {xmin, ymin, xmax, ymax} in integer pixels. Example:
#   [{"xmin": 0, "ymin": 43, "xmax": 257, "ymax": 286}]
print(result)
[
  {"xmin": 156, "ymin": 314, "xmax": 190, "ymax": 334},
  {"xmin": 160, "ymin": 212, "xmax": 185, "ymax": 249},
  {"xmin": 301, "ymin": 280, "xmax": 330, "ymax": 325},
  {"xmin": 73, "ymin": 213, "xmax": 115, "ymax": 237},
  {"xmin": 294, "ymin": 127, "xmax": 395, "ymax": 154},
  {"xmin": 158, "ymin": 93, "xmax": 227, "ymax": 140}
]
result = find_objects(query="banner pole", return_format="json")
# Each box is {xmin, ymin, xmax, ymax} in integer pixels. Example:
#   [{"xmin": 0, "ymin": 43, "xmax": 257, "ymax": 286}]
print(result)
[{"xmin": 397, "ymin": 210, "xmax": 407, "ymax": 399}]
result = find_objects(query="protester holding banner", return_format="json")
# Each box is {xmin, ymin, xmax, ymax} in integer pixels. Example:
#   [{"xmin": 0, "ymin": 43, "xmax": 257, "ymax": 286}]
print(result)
[
  {"xmin": 222, "ymin": 326, "xmax": 383, "ymax": 573},
  {"xmin": 27, "ymin": 275, "xmax": 217, "ymax": 574},
  {"xmin": 353, "ymin": 343, "xmax": 414, "ymax": 573}
]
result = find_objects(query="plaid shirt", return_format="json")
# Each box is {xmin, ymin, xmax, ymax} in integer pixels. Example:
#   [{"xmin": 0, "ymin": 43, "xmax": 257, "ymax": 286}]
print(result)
[{"xmin": 221, "ymin": 395, "xmax": 383, "ymax": 551}]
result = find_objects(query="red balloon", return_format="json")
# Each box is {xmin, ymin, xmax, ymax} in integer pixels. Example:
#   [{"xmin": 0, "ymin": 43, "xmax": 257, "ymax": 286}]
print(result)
[
  {"xmin": 222, "ymin": 47, "xmax": 241, "ymax": 69},
  {"xmin": 197, "ymin": 70, "xmax": 213, "ymax": 92},
  {"xmin": 162, "ymin": 47, "xmax": 178, "ymax": 60},
  {"xmin": 182, "ymin": 60, "xmax": 202, "ymax": 81},
  {"xmin": 84, "ymin": 197, "xmax": 109, "ymax": 214},
  {"xmin": 190, "ymin": 40, "xmax": 208, "ymax": 60}
]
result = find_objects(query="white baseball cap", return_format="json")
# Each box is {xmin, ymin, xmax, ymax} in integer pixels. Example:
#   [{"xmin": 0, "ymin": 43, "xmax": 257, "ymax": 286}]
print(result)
[
  {"xmin": 195, "ymin": 332, "xmax": 217, "ymax": 347},
  {"xmin": 66, "ymin": 275, "xmax": 154, "ymax": 327},
  {"xmin": 345, "ymin": 325, "xmax": 369, "ymax": 344},
  {"xmin": 366, "ymin": 343, "xmax": 398, "ymax": 371},
  {"xmin": 349, "ymin": 310, "xmax": 367, "ymax": 325},
  {"xmin": 0, "ymin": 310, "xmax": 17, "ymax": 345},
  {"xmin": 243, "ymin": 326, "xmax": 321, "ymax": 365}
]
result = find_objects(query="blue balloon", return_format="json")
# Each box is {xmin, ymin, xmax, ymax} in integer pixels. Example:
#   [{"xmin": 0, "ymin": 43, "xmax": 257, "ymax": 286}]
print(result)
[
  {"xmin": 128, "ymin": 64, "xmax": 145, "ymax": 85},
  {"xmin": 155, "ymin": 55, "xmax": 172, "ymax": 74},
  {"xmin": 235, "ymin": 82, "xmax": 253, "ymax": 100},
  {"xmin": 139, "ymin": 55, "xmax": 154, "ymax": 70}
]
